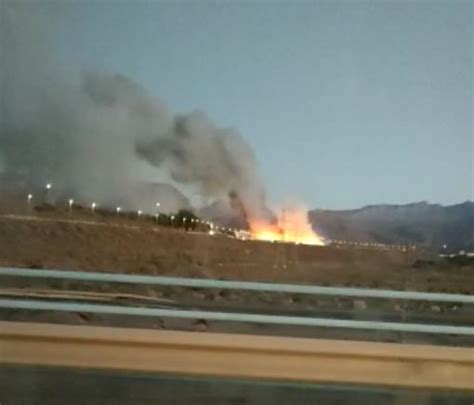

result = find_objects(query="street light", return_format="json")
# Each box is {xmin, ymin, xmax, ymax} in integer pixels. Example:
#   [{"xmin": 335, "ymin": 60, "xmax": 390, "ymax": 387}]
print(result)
[
  {"xmin": 27, "ymin": 194, "xmax": 33, "ymax": 211},
  {"xmin": 44, "ymin": 183, "xmax": 52, "ymax": 203},
  {"xmin": 68, "ymin": 199, "xmax": 74, "ymax": 213},
  {"xmin": 116, "ymin": 207, "xmax": 121, "ymax": 215},
  {"xmin": 154, "ymin": 203, "xmax": 161, "ymax": 223},
  {"xmin": 91, "ymin": 202, "xmax": 97, "ymax": 214},
  {"xmin": 137, "ymin": 210, "xmax": 142, "ymax": 217}
]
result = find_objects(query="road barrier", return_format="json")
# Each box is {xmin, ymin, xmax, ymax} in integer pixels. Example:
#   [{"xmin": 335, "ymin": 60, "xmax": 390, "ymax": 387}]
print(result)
[
  {"xmin": 1, "ymin": 321, "xmax": 472, "ymax": 391},
  {"xmin": 1, "ymin": 266, "xmax": 473, "ymax": 303},
  {"xmin": 0, "ymin": 298, "xmax": 473, "ymax": 335}
]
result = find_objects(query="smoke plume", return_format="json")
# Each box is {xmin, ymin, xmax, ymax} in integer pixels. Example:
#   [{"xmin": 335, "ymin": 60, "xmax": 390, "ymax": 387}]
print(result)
[{"xmin": 0, "ymin": 3, "xmax": 270, "ymax": 222}]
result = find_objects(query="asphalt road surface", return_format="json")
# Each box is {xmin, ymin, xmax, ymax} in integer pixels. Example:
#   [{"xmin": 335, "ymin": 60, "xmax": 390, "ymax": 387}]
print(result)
[
  {"xmin": 1, "ymin": 272, "xmax": 472, "ymax": 404},
  {"xmin": 1, "ymin": 366, "xmax": 472, "ymax": 405}
]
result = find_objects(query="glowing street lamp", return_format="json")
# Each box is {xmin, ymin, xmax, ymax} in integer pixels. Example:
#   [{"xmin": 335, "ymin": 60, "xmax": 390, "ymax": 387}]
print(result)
[
  {"xmin": 91, "ymin": 202, "xmax": 97, "ymax": 214},
  {"xmin": 116, "ymin": 207, "xmax": 121, "ymax": 215},
  {"xmin": 44, "ymin": 183, "xmax": 52, "ymax": 203},
  {"xmin": 154, "ymin": 203, "xmax": 161, "ymax": 223},
  {"xmin": 68, "ymin": 199, "xmax": 74, "ymax": 213},
  {"xmin": 137, "ymin": 210, "xmax": 142, "ymax": 217},
  {"xmin": 27, "ymin": 194, "xmax": 33, "ymax": 211}
]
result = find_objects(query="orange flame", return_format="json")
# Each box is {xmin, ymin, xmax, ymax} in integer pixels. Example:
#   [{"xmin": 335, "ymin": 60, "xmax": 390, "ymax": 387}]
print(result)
[{"xmin": 250, "ymin": 208, "xmax": 325, "ymax": 246}]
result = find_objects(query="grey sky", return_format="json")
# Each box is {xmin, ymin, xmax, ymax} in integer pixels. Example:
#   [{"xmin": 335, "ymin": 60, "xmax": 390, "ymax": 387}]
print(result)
[{"xmin": 7, "ymin": 0, "xmax": 474, "ymax": 209}]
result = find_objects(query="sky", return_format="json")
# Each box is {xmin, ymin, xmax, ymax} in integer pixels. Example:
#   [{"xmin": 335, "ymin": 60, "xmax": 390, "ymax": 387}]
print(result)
[{"xmin": 7, "ymin": 0, "xmax": 473, "ymax": 209}]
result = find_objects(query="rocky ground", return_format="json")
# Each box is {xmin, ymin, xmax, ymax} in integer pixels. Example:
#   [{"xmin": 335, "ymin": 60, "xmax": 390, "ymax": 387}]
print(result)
[
  {"xmin": 0, "ymin": 199, "xmax": 472, "ymax": 293},
  {"xmin": 0, "ymin": 200, "xmax": 472, "ymax": 346}
]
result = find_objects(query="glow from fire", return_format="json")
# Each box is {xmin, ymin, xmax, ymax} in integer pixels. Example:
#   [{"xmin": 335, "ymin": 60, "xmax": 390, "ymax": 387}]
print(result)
[{"xmin": 250, "ymin": 208, "xmax": 325, "ymax": 246}]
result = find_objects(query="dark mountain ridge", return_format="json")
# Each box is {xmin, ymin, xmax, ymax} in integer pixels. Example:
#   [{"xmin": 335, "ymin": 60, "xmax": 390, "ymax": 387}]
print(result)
[{"xmin": 309, "ymin": 201, "xmax": 474, "ymax": 252}]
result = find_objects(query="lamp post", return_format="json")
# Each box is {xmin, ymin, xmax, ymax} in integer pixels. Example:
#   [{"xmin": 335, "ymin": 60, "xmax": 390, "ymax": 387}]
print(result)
[
  {"xmin": 91, "ymin": 202, "xmax": 97, "ymax": 214},
  {"xmin": 68, "ymin": 199, "xmax": 74, "ymax": 213},
  {"xmin": 116, "ymin": 207, "xmax": 121, "ymax": 216},
  {"xmin": 155, "ymin": 202, "xmax": 160, "ymax": 223},
  {"xmin": 27, "ymin": 194, "xmax": 33, "ymax": 212},
  {"xmin": 44, "ymin": 183, "xmax": 52, "ymax": 203}
]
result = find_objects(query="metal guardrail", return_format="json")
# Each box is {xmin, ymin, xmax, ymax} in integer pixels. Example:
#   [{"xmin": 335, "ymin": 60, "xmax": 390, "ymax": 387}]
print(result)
[
  {"xmin": 1, "ymin": 321, "xmax": 473, "ymax": 391},
  {"xmin": 1, "ymin": 267, "xmax": 473, "ymax": 303},
  {"xmin": 1, "ymin": 267, "xmax": 472, "ymax": 336},
  {"xmin": 0, "ymin": 298, "xmax": 473, "ymax": 335}
]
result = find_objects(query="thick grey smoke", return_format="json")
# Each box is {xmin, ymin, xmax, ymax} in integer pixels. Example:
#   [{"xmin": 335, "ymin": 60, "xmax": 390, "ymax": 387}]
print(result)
[
  {"xmin": 135, "ymin": 110, "xmax": 269, "ymax": 221},
  {"xmin": 0, "ymin": 2, "xmax": 269, "ymax": 221}
]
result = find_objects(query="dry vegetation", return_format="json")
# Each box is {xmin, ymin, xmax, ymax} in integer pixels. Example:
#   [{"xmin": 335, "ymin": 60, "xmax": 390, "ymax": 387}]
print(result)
[{"xmin": 0, "ymin": 202, "xmax": 472, "ymax": 294}]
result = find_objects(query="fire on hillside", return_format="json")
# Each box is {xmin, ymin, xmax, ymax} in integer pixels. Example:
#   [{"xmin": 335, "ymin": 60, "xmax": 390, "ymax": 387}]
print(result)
[{"xmin": 250, "ymin": 208, "xmax": 325, "ymax": 246}]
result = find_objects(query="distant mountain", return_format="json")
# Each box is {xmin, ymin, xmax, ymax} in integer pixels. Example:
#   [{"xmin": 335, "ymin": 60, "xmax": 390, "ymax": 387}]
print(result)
[
  {"xmin": 198, "ymin": 199, "xmax": 474, "ymax": 251},
  {"xmin": 309, "ymin": 201, "xmax": 474, "ymax": 252}
]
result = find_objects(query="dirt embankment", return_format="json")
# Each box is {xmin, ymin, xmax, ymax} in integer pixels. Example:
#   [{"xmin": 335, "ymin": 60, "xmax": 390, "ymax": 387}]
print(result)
[{"xmin": 0, "ymin": 212, "xmax": 471, "ymax": 293}]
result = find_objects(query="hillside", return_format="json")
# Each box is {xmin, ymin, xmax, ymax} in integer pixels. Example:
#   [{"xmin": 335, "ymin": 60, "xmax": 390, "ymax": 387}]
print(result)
[
  {"xmin": 309, "ymin": 201, "xmax": 474, "ymax": 252},
  {"xmin": 1, "ymin": 212, "xmax": 472, "ymax": 294}
]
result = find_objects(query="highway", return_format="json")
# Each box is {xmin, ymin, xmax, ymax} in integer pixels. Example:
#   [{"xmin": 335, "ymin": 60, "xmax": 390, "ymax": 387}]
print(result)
[
  {"xmin": 1, "ymin": 366, "xmax": 472, "ymax": 405},
  {"xmin": 1, "ymin": 321, "xmax": 473, "ymax": 404},
  {"xmin": 1, "ymin": 321, "xmax": 473, "ymax": 389},
  {"xmin": 0, "ymin": 297, "xmax": 473, "ymax": 335},
  {"xmin": 2, "ymin": 266, "xmax": 472, "ymax": 302},
  {"xmin": 1, "ymin": 266, "xmax": 472, "ymax": 404},
  {"xmin": 0, "ymin": 266, "xmax": 473, "ymax": 346}
]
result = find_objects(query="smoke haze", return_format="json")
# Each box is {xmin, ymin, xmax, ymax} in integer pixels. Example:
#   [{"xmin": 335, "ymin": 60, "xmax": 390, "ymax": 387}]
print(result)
[{"xmin": 0, "ymin": 3, "xmax": 269, "ymax": 221}]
